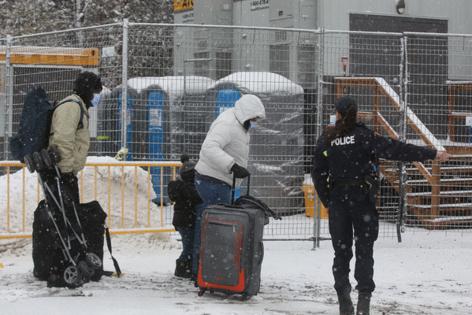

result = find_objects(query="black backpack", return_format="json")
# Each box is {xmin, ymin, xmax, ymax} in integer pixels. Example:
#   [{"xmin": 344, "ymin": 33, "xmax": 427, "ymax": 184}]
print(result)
[{"xmin": 10, "ymin": 86, "xmax": 84, "ymax": 163}]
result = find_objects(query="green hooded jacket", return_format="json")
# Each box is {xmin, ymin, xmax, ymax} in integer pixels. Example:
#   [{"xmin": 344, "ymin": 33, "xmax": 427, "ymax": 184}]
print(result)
[{"xmin": 48, "ymin": 94, "xmax": 90, "ymax": 175}]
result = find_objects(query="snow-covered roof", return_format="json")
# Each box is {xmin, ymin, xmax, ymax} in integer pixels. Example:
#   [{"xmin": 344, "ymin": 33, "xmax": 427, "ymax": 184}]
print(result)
[
  {"xmin": 210, "ymin": 72, "xmax": 304, "ymax": 96},
  {"xmin": 127, "ymin": 76, "xmax": 215, "ymax": 99}
]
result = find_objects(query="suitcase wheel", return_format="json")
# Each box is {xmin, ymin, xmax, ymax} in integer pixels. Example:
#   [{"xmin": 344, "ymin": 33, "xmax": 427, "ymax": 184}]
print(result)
[
  {"xmin": 198, "ymin": 288, "xmax": 206, "ymax": 296},
  {"xmin": 240, "ymin": 293, "xmax": 251, "ymax": 301}
]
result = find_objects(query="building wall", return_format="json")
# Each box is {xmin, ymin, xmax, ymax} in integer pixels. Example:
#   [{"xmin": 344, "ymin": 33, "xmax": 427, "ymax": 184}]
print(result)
[
  {"xmin": 173, "ymin": 0, "xmax": 472, "ymax": 82},
  {"xmin": 319, "ymin": 0, "xmax": 472, "ymax": 33}
]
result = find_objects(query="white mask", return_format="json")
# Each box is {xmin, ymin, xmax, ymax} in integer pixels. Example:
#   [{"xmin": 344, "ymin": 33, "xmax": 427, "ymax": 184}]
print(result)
[{"xmin": 91, "ymin": 93, "xmax": 101, "ymax": 107}]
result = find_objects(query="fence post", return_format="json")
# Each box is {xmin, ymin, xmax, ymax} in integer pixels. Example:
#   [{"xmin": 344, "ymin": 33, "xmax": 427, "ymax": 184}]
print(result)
[
  {"xmin": 397, "ymin": 35, "xmax": 409, "ymax": 242},
  {"xmin": 121, "ymin": 19, "xmax": 129, "ymax": 160},
  {"xmin": 4, "ymin": 35, "xmax": 13, "ymax": 160},
  {"xmin": 313, "ymin": 29, "xmax": 325, "ymax": 250}
]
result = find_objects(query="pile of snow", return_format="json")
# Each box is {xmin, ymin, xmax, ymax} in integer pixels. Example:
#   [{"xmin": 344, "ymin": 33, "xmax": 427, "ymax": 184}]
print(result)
[
  {"xmin": 210, "ymin": 72, "xmax": 304, "ymax": 96},
  {"xmin": 0, "ymin": 156, "xmax": 169, "ymax": 234},
  {"xmin": 0, "ymin": 231, "xmax": 471, "ymax": 314}
]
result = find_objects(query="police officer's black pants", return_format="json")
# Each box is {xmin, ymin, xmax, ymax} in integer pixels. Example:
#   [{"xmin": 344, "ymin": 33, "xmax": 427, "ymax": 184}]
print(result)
[{"xmin": 328, "ymin": 191, "xmax": 379, "ymax": 294}]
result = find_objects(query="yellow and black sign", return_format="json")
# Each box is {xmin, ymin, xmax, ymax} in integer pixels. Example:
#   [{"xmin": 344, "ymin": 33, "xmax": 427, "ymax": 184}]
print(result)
[{"xmin": 173, "ymin": 0, "xmax": 194, "ymax": 13}]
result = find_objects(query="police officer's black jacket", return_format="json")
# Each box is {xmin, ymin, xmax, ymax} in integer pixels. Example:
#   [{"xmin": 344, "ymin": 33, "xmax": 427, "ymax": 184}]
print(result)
[{"xmin": 312, "ymin": 123, "xmax": 437, "ymax": 207}]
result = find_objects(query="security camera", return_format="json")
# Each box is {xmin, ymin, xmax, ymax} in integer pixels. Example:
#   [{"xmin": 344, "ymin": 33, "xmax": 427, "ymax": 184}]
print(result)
[{"xmin": 396, "ymin": 0, "xmax": 406, "ymax": 14}]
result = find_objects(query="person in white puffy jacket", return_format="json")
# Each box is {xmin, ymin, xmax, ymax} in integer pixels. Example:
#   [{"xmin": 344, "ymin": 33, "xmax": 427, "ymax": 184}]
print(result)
[{"xmin": 192, "ymin": 94, "xmax": 266, "ymax": 278}]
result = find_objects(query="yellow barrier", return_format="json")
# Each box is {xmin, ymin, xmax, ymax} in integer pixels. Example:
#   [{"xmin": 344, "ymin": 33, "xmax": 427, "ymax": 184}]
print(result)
[{"xmin": 0, "ymin": 161, "xmax": 181, "ymax": 239}]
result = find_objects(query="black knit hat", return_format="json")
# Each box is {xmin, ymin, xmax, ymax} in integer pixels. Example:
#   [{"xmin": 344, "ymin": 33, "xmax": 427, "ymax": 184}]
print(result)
[
  {"xmin": 73, "ymin": 71, "xmax": 102, "ymax": 106},
  {"xmin": 180, "ymin": 154, "xmax": 196, "ymax": 181},
  {"xmin": 335, "ymin": 96, "xmax": 357, "ymax": 115}
]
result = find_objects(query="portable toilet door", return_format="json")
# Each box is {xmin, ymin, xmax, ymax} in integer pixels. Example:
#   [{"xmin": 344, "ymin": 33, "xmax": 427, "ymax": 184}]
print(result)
[
  {"xmin": 214, "ymin": 89, "xmax": 241, "ymax": 118},
  {"xmin": 117, "ymin": 90, "xmax": 135, "ymax": 160},
  {"xmin": 146, "ymin": 90, "xmax": 166, "ymax": 202}
]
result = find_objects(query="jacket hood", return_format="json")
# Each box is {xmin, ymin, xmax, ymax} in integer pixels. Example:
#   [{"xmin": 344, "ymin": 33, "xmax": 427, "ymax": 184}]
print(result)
[{"xmin": 234, "ymin": 94, "xmax": 266, "ymax": 124}]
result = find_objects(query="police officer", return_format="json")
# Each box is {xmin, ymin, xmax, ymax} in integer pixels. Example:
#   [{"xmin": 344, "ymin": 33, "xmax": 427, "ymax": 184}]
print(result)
[{"xmin": 311, "ymin": 96, "xmax": 449, "ymax": 315}]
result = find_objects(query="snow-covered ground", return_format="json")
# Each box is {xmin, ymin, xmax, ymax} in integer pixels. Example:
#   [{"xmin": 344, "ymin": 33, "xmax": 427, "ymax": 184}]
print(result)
[{"xmin": 1, "ymin": 230, "xmax": 471, "ymax": 315}]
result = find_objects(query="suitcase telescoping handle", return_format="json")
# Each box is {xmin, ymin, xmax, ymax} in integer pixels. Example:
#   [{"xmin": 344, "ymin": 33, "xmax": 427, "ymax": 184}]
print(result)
[{"xmin": 231, "ymin": 173, "xmax": 250, "ymax": 205}]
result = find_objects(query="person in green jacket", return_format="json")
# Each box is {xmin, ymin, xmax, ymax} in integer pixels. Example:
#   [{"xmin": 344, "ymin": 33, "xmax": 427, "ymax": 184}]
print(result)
[{"xmin": 49, "ymin": 71, "xmax": 102, "ymax": 203}]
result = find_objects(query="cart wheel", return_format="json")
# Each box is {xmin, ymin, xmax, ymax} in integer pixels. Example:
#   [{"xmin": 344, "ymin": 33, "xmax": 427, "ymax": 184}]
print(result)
[
  {"xmin": 209, "ymin": 289, "xmax": 214, "ymax": 294},
  {"xmin": 64, "ymin": 265, "xmax": 82, "ymax": 288},
  {"xmin": 198, "ymin": 288, "xmax": 206, "ymax": 296},
  {"xmin": 24, "ymin": 155, "xmax": 35, "ymax": 173},
  {"xmin": 85, "ymin": 252, "xmax": 102, "ymax": 270},
  {"xmin": 241, "ymin": 293, "xmax": 250, "ymax": 301}
]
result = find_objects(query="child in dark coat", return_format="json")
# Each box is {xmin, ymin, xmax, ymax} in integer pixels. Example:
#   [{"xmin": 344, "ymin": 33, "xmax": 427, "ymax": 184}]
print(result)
[{"xmin": 167, "ymin": 155, "xmax": 202, "ymax": 278}]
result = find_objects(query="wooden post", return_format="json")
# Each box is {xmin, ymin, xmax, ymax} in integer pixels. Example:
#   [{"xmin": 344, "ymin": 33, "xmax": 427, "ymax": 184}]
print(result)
[
  {"xmin": 373, "ymin": 86, "xmax": 381, "ymax": 133},
  {"xmin": 447, "ymin": 85, "xmax": 455, "ymax": 141},
  {"xmin": 335, "ymin": 82, "xmax": 344, "ymax": 99},
  {"xmin": 431, "ymin": 161, "xmax": 441, "ymax": 219}
]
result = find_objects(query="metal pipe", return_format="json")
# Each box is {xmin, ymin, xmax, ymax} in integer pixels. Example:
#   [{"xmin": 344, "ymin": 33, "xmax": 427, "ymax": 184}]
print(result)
[
  {"xmin": 131, "ymin": 22, "xmax": 322, "ymax": 34},
  {"xmin": 313, "ymin": 29, "xmax": 325, "ymax": 250},
  {"xmin": 4, "ymin": 35, "xmax": 13, "ymax": 160},
  {"xmin": 121, "ymin": 19, "xmax": 129, "ymax": 159}
]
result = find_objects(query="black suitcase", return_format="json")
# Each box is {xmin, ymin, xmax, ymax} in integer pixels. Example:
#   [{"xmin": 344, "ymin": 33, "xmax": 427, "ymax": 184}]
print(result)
[
  {"xmin": 27, "ymin": 148, "xmax": 120, "ymax": 288},
  {"xmin": 32, "ymin": 200, "xmax": 107, "ymax": 283},
  {"xmin": 197, "ymin": 176, "xmax": 278, "ymax": 299}
]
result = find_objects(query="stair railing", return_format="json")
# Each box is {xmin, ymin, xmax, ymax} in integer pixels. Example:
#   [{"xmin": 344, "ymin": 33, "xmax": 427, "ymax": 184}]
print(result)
[{"xmin": 335, "ymin": 77, "xmax": 444, "ymax": 216}]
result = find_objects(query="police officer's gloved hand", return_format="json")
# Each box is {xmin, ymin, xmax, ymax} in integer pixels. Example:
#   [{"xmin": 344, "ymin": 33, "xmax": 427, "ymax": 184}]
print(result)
[{"xmin": 231, "ymin": 164, "xmax": 250, "ymax": 178}]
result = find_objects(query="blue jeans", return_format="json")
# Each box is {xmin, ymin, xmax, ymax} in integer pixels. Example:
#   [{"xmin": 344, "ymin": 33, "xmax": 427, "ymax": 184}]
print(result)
[
  {"xmin": 176, "ymin": 226, "xmax": 194, "ymax": 262},
  {"xmin": 192, "ymin": 173, "xmax": 232, "ymax": 276}
]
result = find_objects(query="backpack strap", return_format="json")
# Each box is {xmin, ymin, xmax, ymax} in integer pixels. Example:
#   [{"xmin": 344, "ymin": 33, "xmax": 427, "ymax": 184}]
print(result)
[{"xmin": 55, "ymin": 99, "xmax": 85, "ymax": 130}]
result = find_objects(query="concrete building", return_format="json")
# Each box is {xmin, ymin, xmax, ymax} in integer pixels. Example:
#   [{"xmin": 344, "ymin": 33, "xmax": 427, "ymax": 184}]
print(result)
[{"xmin": 173, "ymin": 0, "xmax": 472, "ymax": 87}]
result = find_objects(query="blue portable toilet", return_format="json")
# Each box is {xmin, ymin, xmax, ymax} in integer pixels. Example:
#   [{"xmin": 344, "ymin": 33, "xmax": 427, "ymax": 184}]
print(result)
[
  {"xmin": 146, "ymin": 89, "xmax": 166, "ymax": 200},
  {"xmin": 128, "ymin": 76, "xmax": 216, "ymax": 201},
  {"xmin": 214, "ymin": 89, "xmax": 241, "ymax": 118}
]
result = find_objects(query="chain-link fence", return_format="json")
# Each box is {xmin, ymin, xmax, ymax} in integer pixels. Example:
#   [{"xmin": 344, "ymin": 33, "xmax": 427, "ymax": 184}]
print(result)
[{"xmin": 1, "ymin": 22, "xmax": 471, "ymax": 241}]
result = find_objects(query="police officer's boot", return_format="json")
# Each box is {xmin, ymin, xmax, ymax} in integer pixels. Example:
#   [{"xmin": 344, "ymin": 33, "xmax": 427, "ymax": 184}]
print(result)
[
  {"xmin": 337, "ymin": 288, "xmax": 354, "ymax": 315},
  {"xmin": 356, "ymin": 292, "xmax": 371, "ymax": 315}
]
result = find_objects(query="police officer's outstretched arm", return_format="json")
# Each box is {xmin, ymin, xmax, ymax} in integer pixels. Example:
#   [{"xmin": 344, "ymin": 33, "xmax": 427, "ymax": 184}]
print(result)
[
  {"xmin": 366, "ymin": 129, "xmax": 438, "ymax": 162},
  {"xmin": 312, "ymin": 134, "xmax": 330, "ymax": 208}
]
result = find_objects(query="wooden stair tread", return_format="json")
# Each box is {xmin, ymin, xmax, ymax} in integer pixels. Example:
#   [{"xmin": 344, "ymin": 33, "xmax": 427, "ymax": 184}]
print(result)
[
  {"xmin": 407, "ymin": 190, "xmax": 472, "ymax": 197},
  {"xmin": 409, "ymin": 202, "xmax": 472, "ymax": 209},
  {"xmin": 406, "ymin": 178, "xmax": 472, "ymax": 184},
  {"xmin": 405, "ymin": 166, "xmax": 472, "ymax": 172},
  {"xmin": 421, "ymin": 215, "xmax": 472, "ymax": 223}
]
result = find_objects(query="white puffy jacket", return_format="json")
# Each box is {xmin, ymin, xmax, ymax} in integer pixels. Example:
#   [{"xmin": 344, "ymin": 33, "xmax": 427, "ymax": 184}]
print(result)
[{"xmin": 195, "ymin": 94, "xmax": 266, "ymax": 185}]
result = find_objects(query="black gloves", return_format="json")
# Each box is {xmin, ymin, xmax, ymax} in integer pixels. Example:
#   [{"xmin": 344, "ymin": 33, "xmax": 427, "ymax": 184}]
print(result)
[{"xmin": 231, "ymin": 164, "xmax": 250, "ymax": 178}]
